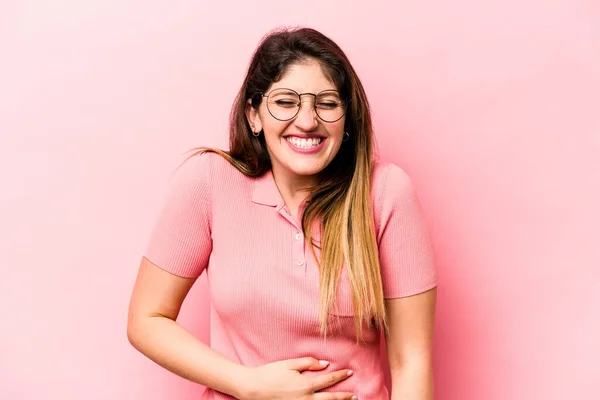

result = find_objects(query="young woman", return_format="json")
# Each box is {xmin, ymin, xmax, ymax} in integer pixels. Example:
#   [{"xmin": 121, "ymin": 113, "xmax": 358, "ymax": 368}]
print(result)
[{"xmin": 128, "ymin": 27, "xmax": 438, "ymax": 400}]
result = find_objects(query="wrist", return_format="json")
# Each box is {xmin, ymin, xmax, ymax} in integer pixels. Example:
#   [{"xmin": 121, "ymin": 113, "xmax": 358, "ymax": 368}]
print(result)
[{"xmin": 230, "ymin": 365, "xmax": 258, "ymax": 400}]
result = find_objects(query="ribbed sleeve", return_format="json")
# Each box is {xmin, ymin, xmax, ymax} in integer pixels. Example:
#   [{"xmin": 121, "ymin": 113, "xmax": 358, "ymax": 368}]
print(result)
[
  {"xmin": 143, "ymin": 153, "xmax": 213, "ymax": 278},
  {"xmin": 376, "ymin": 164, "xmax": 438, "ymax": 298}
]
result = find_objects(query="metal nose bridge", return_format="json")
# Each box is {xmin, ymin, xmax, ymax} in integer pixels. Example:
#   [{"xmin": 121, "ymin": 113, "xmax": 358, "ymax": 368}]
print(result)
[
  {"xmin": 296, "ymin": 92, "xmax": 318, "ymax": 114},
  {"xmin": 298, "ymin": 92, "xmax": 318, "ymax": 98},
  {"xmin": 294, "ymin": 92, "xmax": 318, "ymax": 119}
]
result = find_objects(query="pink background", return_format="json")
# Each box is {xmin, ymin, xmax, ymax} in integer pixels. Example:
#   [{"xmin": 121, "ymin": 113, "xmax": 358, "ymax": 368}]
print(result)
[{"xmin": 1, "ymin": 1, "xmax": 599, "ymax": 399}]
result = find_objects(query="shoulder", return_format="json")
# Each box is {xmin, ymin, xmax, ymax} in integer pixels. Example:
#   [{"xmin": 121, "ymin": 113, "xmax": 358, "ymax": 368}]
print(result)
[
  {"xmin": 372, "ymin": 161, "xmax": 415, "ymax": 205},
  {"xmin": 165, "ymin": 150, "xmax": 245, "ymax": 205},
  {"xmin": 371, "ymin": 161, "xmax": 423, "ymax": 235},
  {"xmin": 176, "ymin": 150, "xmax": 256, "ymax": 209},
  {"xmin": 176, "ymin": 150, "xmax": 241, "ymax": 183}
]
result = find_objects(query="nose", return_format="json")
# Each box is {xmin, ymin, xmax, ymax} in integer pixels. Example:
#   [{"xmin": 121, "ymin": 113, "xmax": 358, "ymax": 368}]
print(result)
[{"xmin": 293, "ymin": 98, "xmax": 319, "ymax": 131}]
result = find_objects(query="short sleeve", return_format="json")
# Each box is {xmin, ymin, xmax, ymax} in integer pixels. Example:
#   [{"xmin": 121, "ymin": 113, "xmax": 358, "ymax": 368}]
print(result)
[
  {"xmin": 143, "ymin": 153, "xmax": 213, "ymax": 278},
  {"xmin": 376, "ymin": 164, "xmax": 438, "ymax": 298}
]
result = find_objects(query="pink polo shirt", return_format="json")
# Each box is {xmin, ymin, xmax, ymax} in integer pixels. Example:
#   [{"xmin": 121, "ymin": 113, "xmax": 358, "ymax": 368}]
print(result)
[{"xmin": 144, "ymin": 152, "xmax": 437, "ymax": 399}]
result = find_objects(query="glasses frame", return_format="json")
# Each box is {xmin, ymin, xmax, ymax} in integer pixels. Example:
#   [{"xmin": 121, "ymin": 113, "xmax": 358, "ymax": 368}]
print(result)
[{"xmin": 260, "ymin": 88, "xmax": 348, "ymax": 123}]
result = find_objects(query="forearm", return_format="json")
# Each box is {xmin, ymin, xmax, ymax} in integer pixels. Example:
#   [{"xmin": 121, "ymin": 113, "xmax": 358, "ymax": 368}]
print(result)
[
  {"xmin": 390, "ymin": 363, "xmax": 434, "ymax": 400},
  {"xmin": 128, "ymin": 315, "xmax": 250, "ymax": 398}
]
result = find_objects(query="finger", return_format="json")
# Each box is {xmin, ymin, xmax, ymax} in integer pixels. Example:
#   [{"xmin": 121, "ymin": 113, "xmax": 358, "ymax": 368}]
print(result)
[
  {"xmin": 286, "ymin": 357, "xmax": 330, "ymax": 372},
  {"xmin": 312, "ymin": 391, "xmax": 357, "ymax": 400},
  {"xmin": 308, "ymin": 369, "xmax": 353, "ymax": 392}
]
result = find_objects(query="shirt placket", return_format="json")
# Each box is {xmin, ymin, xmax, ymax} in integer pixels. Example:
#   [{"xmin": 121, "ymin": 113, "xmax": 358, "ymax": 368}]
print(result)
[{"xmin": 276, "ymin": 205, "xmax": 306, "ymax": 272}]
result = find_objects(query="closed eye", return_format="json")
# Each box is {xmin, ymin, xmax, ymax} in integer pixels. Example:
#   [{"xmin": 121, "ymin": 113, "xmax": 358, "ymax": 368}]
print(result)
[
  {"xmin": 317, "ymin": 102, "xmax": 339, "ymax": 109},
  {"xmin": 274, "ymin": 100, "xmax": 298, "ymax": 107}
]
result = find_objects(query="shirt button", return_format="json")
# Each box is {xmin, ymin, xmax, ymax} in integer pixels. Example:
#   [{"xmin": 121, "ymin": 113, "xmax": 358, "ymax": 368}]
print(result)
[
  {"xmin": 296, "ymin": 260, "xmax": 304, "ymax": 266},
  {"xmin": 295, "ymin": 232, "xmax": 302, "ymax": 240}
]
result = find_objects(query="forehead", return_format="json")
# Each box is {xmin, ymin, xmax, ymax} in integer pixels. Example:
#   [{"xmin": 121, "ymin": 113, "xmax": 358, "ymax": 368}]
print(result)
[{"xmin": 270, "ymin": 60, "xmax": 337, "ymax": 93}]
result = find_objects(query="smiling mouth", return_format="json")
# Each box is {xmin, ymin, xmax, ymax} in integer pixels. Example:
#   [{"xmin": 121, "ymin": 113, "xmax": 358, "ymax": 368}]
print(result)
[{"xmin": 285, "ymin": 136, "xmax": 324, "ymax": 149}]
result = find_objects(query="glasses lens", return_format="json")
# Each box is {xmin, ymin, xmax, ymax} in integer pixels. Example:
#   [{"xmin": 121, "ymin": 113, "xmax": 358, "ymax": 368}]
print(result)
[
  {"xmin": 266, "ymin": 89, "xmax": 300, "ymax": 121},
  {"xmin": 314, "ymin": 90, "xmax": 346, "ymax": 122}
]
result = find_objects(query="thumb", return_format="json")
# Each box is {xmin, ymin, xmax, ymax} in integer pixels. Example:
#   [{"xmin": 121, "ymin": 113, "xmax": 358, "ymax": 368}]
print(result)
[{"xmin": 286, "ymin": 357, "xmax": 330, "ymax": 372}]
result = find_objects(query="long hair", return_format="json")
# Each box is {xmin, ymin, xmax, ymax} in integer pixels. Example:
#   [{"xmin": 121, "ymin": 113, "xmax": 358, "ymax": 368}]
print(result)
[{"xmin": 186, "ymin": 27, "xmax": 386, "ymax": 340}]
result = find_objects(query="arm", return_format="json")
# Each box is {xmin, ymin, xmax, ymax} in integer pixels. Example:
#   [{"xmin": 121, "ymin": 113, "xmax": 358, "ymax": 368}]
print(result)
[
  {"xmin": 373, "ymin": 164, "xmax": 438, "ymax": 398},
  {"xmin": 128, "ymin": 258, "xmax": 356, "ymax": 400},
  {"xmin": 127, "ymin": 155, "xmax": 251, "ymax": 396},
  {"xmin": 385, "ymin": 288, "xmax": 437, "ymax": 400},
  {"xmin": 127, "ymin": 256, "xmax": 250, "ymax": 398}
]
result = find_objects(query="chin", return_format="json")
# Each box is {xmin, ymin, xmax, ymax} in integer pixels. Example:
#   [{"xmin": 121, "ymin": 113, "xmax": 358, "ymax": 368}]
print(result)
[{"xmin": 286, "ymin": 162, "xmax": 328, "ymax": 177}]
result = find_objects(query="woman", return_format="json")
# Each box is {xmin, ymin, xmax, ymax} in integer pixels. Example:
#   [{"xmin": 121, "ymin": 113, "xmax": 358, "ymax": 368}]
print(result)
[{"xmin": 128, "ymin": 27, "xmax": 438, "ymax": 400}]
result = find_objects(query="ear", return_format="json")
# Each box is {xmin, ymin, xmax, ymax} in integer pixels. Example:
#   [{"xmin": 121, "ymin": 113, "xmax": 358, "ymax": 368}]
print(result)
[{"xmin": 245, "ymin": 99, "xmax": 263, "ymax": 134}]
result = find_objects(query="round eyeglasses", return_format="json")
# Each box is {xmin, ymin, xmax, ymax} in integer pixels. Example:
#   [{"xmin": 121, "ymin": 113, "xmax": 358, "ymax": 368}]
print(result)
[{"xmin": 261, "ymin": 88, "xmax": 347, "ymax": 123}]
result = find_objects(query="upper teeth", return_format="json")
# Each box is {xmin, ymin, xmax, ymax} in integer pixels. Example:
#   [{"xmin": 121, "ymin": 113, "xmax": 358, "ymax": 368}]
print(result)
[{"xmin": 286, "ymin": 137, "xmax": 323, "ymax": 148}]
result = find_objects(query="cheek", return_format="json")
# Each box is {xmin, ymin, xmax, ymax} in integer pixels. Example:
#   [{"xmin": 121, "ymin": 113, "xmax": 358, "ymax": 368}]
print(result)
[
  {"xmin": 261, "ymin": 121, "xmax": 290, "ymax": 150},
  {"xmin": 330, "ymin": 121, "xmax": 346, "ymax": 141},
  {"xmin": 262, "ymin": 119, "xmax": 290, "ymax": 139},
  {"xmin": 263, "ymin": 124, "xmax": 287, "ymax": 140}
]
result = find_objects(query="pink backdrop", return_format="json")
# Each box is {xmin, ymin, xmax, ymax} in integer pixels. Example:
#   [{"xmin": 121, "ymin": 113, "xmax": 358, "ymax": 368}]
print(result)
[{"xmin": 1, "ymin": 1, "xmax": 599, "ymax": 399}]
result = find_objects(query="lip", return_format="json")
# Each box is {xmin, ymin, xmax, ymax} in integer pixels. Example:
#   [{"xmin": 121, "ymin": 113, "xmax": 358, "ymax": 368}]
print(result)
[{"xmin": 284, "ymin": 136, "xmax": 326, "ymax": 154}]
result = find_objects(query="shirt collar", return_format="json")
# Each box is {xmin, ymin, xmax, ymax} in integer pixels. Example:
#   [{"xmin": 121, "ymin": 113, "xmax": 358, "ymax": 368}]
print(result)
[{"xmin": 251, "ymin": 170, "xmax": 283, "ymax": 207}]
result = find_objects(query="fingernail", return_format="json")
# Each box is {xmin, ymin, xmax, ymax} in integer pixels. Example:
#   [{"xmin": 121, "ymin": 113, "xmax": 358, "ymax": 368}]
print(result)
[
  {"xmin": 351, "ymin": 396, "xmax": 358, "ymax": 400},
  {"xmin": 319, "ymin": 360, "xmax": 330, "ymax": 365},
  {"xmin": 347, "ymin": 369, "xmax": 354, "ymax": 376}
]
